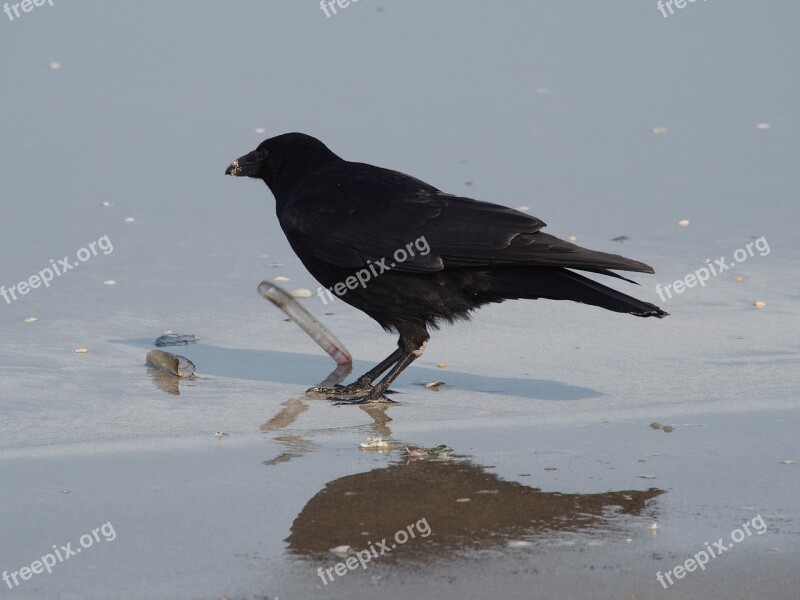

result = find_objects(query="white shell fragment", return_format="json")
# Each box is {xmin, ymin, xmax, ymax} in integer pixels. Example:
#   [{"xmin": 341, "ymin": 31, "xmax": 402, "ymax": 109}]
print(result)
[
  {"xmin": 330, "ymin": 545, "xmax": 352, "ymax": 558},
  {"xmin": 290, "ymin": 288, "xmax": 312, "ymax": 298},
  {"xmin": 677, "ymin": 219, "xmax": 690, "ymax": 227},
  {"xmin": 360, "ymin": 436, "xmax": 390, "ymax": 449}
]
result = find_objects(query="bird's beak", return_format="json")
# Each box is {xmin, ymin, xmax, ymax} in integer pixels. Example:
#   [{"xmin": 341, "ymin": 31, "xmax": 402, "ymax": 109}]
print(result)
[{"xmin": 225, "ymin": 151, "xmax": 259, "ymax": 177}]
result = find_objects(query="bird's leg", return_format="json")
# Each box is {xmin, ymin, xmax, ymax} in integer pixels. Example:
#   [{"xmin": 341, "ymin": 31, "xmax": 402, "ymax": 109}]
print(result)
[
  {"xmin": 333, "ymin": 335, "xmax": 428, "ymax": 405},
  {"xmin": 306, "ymin": 348, "xmax": 403, "ymax": 397}
]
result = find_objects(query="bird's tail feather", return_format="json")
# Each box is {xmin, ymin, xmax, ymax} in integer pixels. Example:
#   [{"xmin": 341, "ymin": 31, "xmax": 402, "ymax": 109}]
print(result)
[{"xmin": 486, "ymin": 267, "xmax": 668, "ymax": 318}]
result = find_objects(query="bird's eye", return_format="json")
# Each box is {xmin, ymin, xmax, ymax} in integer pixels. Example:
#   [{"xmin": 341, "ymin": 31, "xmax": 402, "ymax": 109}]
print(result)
[{"xmin": 256, "ymin": 148, "xmax": 268, "ymax": 161}]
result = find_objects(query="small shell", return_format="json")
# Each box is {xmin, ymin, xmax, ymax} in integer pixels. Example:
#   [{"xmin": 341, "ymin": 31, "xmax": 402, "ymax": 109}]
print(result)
[
  {"xmin": 73, "ymin": 348, "xmax": 89, "ymax": 353},
  {"xmin": 360, "ymin": 436, "xmax": 390, "ymax": 449},
  {"xmin": 23, "ymin": 316, "xmax": 38, "ymax": 323},
  {"xmin": 754, "ymin": 301, "xmax": 767, "ymax": 309},
  {"xmin": 677, "ymin": 219, "xmax": 690, "ymax": 227},
  {"xmin": 103, "ymin": 279, "xmax": 117, "ymax": 286},
  {"xmin": 124, "ymin": 217, "xmax": 135, "ymax": 223},
  {"xmin": 290, "ymin": 288, "xmax": 312, "ymax": 298},
  {"xmin": 146, "ymin": 350, "xmax": 195, "ymax": 378}
]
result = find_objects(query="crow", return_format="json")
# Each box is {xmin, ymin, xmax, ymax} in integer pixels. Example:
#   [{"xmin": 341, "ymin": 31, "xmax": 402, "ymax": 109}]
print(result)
[{"xmin": 226, "ymin": 133, "xmax": 667, "ymax": 403}]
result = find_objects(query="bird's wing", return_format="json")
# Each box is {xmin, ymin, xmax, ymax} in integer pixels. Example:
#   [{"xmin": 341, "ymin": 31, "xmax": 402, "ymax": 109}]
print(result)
[{"xmin": 280, "ymin": 170, "xmax": 652, "ymax": 275}]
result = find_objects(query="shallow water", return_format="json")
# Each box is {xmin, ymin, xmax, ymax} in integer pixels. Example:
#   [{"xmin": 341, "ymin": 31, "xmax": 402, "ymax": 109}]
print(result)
[{"xmin": 1, "ymin": 1, "xmax": 798, "ymax": 598}]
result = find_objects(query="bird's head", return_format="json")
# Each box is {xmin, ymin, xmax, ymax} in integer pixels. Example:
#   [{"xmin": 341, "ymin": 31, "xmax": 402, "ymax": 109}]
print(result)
[{"xmin": 225, "ymin": 132, "xmax": 340, "ymax": 197}]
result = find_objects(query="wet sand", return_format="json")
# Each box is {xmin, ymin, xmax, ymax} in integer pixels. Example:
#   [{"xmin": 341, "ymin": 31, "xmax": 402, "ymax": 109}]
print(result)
[{"xmin": 1, "ymin": 1, "xmax": 798, "ymax": 598}]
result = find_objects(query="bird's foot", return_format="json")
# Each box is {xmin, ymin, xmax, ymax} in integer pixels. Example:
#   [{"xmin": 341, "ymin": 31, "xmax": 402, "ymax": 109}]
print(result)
[
  {"xmin": 330, "ymin": 392, "xmax": 396, "ymax": 405},
  {"xmin": 306, "ymin": 378, "xmax": 372, "ymax": 398}
]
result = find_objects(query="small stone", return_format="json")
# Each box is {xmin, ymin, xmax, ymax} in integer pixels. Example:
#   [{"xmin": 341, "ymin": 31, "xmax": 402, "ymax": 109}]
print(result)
[
  {"xmin": 290, "ymin": 288, "xmax": 312, "ymax": 298},
  {"xmin": 437, "ymin": 362, "xmax": 446, "ymax": 369},
  {"xmin": 124, "ymin": 217, "xmax": 135, "ymax": 223},
  {"xmin": 103, "ymin": 280, "xmax": 116, "ymax": 286},
  {"xmin": 652, "ymin": 127, "xmax": 668, "ymax": 134},
  {"xmin": 23, "ymin": 316, "xmax": 38, "ymax": 323},
  {"xmin": 49, "ymin": 61, "xmax": 61, "ymax": 70},
  {"xmin": 677, "ymin": 219, "xmax": 690, "ymax": 227},
  {"xmin": 756, "ymin": 123, "xmax": 771, "ymax": 130},
  {"xmin": 73, "ymin": 348, "xmax": 89, "ymax": 353},
  {"xmin": 663, "ymin": 425, "xmax": 674, "ymax": 433},
  {"xmin": 754, "ymin": 301, "xmax": 767, "ymax": 309},
  {"xmin": 275, "ymin": 276, "xmax": 289, "ymax": 282},
  {"xmin": 735, "ymin": 276, "xmax": 745, "ymax": 283},
  {"xmin": 101, "ymin": 201, "xmax": 111, "ymax": 207},
  {"xmin": 568, "ymin": 236, "xmax": 577, "ymax": 242},
  {"xmin": 649, "ymin": 422, "xmax": 661, "ymax": 430}
]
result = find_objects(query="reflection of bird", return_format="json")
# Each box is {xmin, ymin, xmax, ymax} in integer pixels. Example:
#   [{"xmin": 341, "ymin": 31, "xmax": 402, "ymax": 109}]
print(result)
[
  {"xmin": 286, "ymin": 459, "xmax": 664, "ymax": 559},
  {"xmin": 227, "ymin": 133, "xmax": 667, "ymax": 403}
]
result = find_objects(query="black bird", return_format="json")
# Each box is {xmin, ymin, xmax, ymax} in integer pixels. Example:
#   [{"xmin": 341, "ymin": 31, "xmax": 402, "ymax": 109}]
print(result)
[{"xmin": 226, "ymin": 133, "xmax": 667, "ymax": 403}]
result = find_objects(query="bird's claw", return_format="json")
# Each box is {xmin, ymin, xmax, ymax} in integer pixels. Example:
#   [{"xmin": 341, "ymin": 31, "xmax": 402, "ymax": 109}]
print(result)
[
  {"xmin": 306, "ymin": 380, "xmax": 372, "ymax": 398},
  {"xmin": 330, "ymin": 393, "xmax": 396, "ymax": 405}
]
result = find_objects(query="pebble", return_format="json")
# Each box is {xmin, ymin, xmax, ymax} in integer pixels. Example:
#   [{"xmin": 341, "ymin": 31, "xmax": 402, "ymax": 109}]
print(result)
[
  {"xmin": 677, "ymin": 219, "xmax": 690, "ymax": 227},
  {"xmin": 754, "ymin": 301, "xmax": 767, "ymax": 309},
  {"xmin": 290, "ymin": 288, "xmax": 312, "ymax": 298}
]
